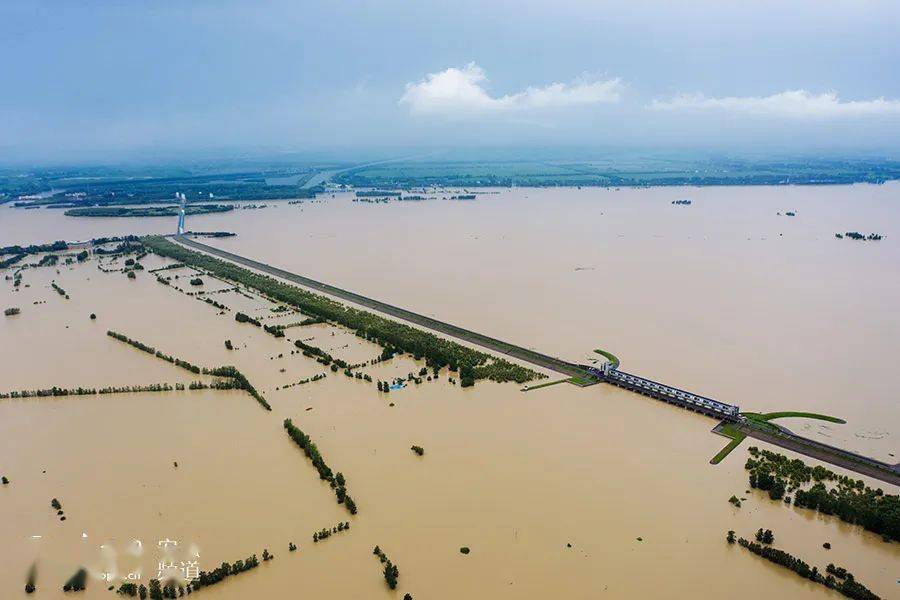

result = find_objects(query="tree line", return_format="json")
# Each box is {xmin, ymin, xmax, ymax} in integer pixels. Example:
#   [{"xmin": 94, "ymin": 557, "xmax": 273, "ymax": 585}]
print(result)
[
  {"xmin": 745, "ymin": 447, "xmax": 898, "ymax": 542},
  {"xmin": 107, "ymin": 330, "xmax": 271, "ymax": 410},
  {"xmin": 312, "ymin": 521, "xmax": 351, "ymax": 542},
  {"xmin": 372, "ymin": 546, "xmax": 400, "ymax": 590},
  {"xmin": 284, "ymin": 418, "xmax": 357, "ymax": 514},
  {"xmin": 141, "ymin": 237, "xmax": 543, "ymax": 385},
  {"xmin": 1, "ymin": 383, "xmax": 181, "ymax": 399},
  {"xmin": 293, "ymin": 339, "xmax": 334, "ymax": 365},
  {"xmin": 107, "ymin": 331, "xmax": 203, "ymax": 374},
  {"xmin": 732, "ymin": 535, "xmax": 880, "ymax": 600},
  {"xmin": 278, "ymin": 373, "xmax": 327, "ymax": 390}
]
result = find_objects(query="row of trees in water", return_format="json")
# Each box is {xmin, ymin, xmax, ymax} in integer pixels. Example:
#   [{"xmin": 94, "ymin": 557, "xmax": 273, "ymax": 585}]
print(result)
[
  {"xmin": 278, "ymin": 373, "xmax": 327, "ymax": 390},
  {"xmin": 107, "ymin": 330, "xmax": 271, "ymax": 410},
  {"xmin": 0, "ymin": 378, "xmax": 263, "ymax": 400},
  {"xmin": 1, "ymin": 383, "xmax": 181, "ymax": 399},
  {"xmin": 1, "ymin": 240, "xmax": 68, "ymax": 256},
  {"xmin": 116, "ymin": 551, "xmax": 267, "ymax": 598},
  {"xmin": 294, "ymin": 339, "xmax": 334, "ymax": 365},
  {"xmin": 2, "ymin": 237, "xmax": 133, "ymax": 271},
  {"xmin": 745, "ymin": 447, "xmax": 898, "ymax": 542},
  {"xmin": 1, "ymin": 241, "xmax": 71, "ymax": 270},
  {"xmin": 312, "ymin": 521, "xmax": 351, "ymax": 542},
  {"xmin": 0, "ymin": 254, "xmax": 26, "ymax": 269},
  {"xmin": 107, "ymin": 331, "xmax": 203, "ymax": 374},
  {"xmin": 372, "ymin": 546, "xmax": 400, "ymax": 590},
  {"xmin": 283, "ymin": 419, "xmax": 357, "ymax": 515},
  {"xmin": 205, "ymin": 366, "xmax": 271, "ymax": 410},
  {"xmin": 142, "ymin": 237, "xmax": 542, "ymax": 385},
  {"xmin": 730, "ymin": 533, "xmax": 880, "ymax": 600}
]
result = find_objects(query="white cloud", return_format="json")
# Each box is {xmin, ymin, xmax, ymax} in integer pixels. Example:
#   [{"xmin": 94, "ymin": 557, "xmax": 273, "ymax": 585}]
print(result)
[
  {"xmin": 400, "ymin": 63, "xmax": 624, "ymax": 114},
  {"xmin": 649, "ymin": 90, "xmax": 900, "ymax": 118}
]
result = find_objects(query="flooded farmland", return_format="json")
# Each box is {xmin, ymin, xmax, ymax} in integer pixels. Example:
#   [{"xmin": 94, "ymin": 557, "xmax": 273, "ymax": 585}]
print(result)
[{"xmin": 1, "ymin": 184, "xmax": 898, "ymax": 599}]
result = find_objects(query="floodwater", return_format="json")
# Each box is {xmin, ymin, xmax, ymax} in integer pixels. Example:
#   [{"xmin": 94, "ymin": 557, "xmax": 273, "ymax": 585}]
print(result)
[{"xmin": 1, "ymin": 184, "xmax": 898, "ymax": 599}]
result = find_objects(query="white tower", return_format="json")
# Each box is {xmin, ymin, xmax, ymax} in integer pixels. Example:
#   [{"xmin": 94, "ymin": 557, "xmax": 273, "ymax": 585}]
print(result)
[{"xmin": 176, "ymin": 192, "xmax": 186, "ymax": 235}]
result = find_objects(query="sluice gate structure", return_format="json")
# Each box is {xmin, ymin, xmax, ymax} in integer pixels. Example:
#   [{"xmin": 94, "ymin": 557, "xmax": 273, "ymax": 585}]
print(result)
[{"xmin": 582, "ymin": 362, "xmax": 741, "ymax": 421}]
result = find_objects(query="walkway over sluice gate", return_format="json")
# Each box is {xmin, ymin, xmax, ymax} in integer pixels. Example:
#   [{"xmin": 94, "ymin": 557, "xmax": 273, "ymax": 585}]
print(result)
[{"xmin": 583, "ymin": 363, "xmax": 741, "ymax": 421}]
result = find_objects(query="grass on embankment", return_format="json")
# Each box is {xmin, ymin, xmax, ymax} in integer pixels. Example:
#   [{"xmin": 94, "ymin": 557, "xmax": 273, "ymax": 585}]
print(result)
[
  {"xmin": 745, "ymin": 411, "xmax": 845, "ymax": 424},
  {"xmin": 742, "ymin": 411, "xmax": 845, "ymax": 433},
  {"xmin": 710, "ymin": 423, "xmax": 746, "ymax": 465},
  {"xmin": 593, "ymin": 348, "xmax": 620, "ymax": 369},
  {"xmin": 521, "ymin": 378, "xmax": 571, "ymax": 392}
]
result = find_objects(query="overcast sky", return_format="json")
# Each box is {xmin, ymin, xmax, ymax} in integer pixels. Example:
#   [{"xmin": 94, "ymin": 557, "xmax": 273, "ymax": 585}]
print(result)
[{"xmin": 2, "ymin": 0, "xmax": 899, "ymax": 162}]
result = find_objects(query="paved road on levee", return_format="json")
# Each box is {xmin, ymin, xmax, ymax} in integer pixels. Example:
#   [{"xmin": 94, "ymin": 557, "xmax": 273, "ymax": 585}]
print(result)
[
  {"xmin": 172, "ymin": 235, "xmax": 900, "ymax": 487},
  {"xmin": 738, "ymin": 423, "xmax": 900, "ymax": 487},
  {"xmin": 174, "ymin": 235, "xmax": 587, "ymax": 378}
]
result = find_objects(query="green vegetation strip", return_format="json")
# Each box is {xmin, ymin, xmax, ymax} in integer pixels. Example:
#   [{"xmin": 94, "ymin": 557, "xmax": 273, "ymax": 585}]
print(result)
[
  {"xmin": 64, "ymin": 204, "xmax": 234, "ymax": 218},
  {"xmin": 2, "ymin": 383, "xmax": 184, "ymax": 399},
  {"xmin": 710, "ymin": 423, "xmax": 747, "ymax": 465},
  {"xmin": 143, "ymin": 236, "xmax": 543, "ymax": 384},
  {"xmin": 593, "ymin": 348, "xmax": 620, "ymax": 369},
  {"xmin": 521, "ymin": 378, "xmax": 570, "ymax": 392},
  {"xmin": 567, "ymin": 375, "xmax": 599, "ymax": 387},
  {"xmin": 745, "ymin": 411, "xmax": 846, "ymax": 424}
]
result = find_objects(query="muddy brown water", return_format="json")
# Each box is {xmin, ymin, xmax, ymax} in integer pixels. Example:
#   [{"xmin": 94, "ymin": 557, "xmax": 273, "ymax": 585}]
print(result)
[{"xmin": 1, "ymin": 185, "xmax": 898, "ymax": 598}]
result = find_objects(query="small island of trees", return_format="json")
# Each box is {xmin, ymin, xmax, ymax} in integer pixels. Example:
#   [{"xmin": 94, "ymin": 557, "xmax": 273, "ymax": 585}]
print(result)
[{"xmin": 235, "ymin": 312, "xmax": 261, "ymax": 327}]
